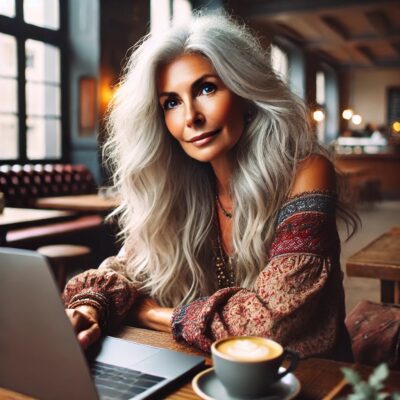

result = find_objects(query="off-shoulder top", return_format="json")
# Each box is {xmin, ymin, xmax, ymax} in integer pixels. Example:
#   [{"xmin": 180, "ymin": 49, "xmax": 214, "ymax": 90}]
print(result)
[{"xmin": 63, "ymin": 191, "xmax": 352, "ymax": 360}]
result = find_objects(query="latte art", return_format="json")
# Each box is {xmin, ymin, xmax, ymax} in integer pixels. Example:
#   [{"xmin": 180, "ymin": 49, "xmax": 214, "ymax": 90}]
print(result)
[
  {"xmin": 216, "ymin": 337, "xmax": 282, "ymax": 361},
  {"xmin": 222, "ymin": 339, "xmax": 269, "ymax": 359}
]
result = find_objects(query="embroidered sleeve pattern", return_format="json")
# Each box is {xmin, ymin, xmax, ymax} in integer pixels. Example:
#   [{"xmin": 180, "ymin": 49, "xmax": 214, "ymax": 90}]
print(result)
[
  {"xmin": 63, "ymin": 253, "xmax": 139, "ymax": 331},
  {"xmin": 171, "ymin": 192, "xmax": 347, "ymax": 359}
]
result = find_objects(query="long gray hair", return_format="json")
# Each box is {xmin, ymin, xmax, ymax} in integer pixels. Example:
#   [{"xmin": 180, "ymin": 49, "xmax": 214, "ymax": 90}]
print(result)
[{"xmin": 104, "ymin": 14, "xmax": 327, "ymax": 307}]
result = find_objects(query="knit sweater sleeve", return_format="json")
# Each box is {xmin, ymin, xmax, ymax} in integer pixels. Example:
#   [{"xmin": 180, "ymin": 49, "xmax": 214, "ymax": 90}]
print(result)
[
  {"xmin": 63, "ymin": 248, "xmax": 139, "ymax": 331},
  {"xmin": 171, "ymin": 192, "xmax": 348, "ymax": 359}
]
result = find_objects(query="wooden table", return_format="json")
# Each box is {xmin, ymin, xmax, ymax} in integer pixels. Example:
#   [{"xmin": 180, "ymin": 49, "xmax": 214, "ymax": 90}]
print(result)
[
  {"xmin": 346, "ymin": 226, "xmax": 400, "ymax": 303},
  {"xmin": 113, "ymin": 327, "xmax": 400, "ymax": 400},
  {"xmin": 1, "ymin": 326, "xmax": 400, "ymax": 399},
  {"xmin": 35, "ymin": 194, "xmax": 119, "ymax": 213},
  {"xmin": 0, "ymin": 207, "xmax": 74, "ymax": 246}
]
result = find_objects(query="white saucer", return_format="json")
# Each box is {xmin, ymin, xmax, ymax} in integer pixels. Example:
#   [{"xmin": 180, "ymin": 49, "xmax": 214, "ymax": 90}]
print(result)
[{"xmin": 192, "ymin": 367, "xmax": 301, "ymax": 400}]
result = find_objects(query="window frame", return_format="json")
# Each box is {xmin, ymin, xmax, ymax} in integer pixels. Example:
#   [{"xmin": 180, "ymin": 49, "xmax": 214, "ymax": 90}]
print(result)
[
  {"xmin": 315, "ymin": 69, "xmax": 326, "ymax": 143},
  {"xmin": 0, "ymin": 0, "xmax": 68, "ymax": 164},
  {"xmin": 316, "ymin": 63, "xmax": 340, "ymax": 144},
  {"xmin": 271, "ymin": 37, "xmax": 306, "ymax": 100}
]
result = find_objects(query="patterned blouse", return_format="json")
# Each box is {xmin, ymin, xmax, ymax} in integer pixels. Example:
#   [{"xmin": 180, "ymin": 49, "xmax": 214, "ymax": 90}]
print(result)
[{"xmin": 63, "ymin": 191, "xmax": 352, "ymax": 361}]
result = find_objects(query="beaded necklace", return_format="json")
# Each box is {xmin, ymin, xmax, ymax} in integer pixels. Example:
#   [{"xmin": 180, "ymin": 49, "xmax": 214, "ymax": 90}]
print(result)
[
  {"xmin": 216, "ymin": 194, "xmax": 232, "ymax": 219},
  {"xmin": 214, "ymin": 209, "xmax": 235, "ymax": 288}
]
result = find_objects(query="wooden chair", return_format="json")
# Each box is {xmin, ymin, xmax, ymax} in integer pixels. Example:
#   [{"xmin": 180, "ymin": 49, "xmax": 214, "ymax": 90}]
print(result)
[{"xmin": 37, "ymin": 244, "xmax": 92, "ymax": 291}]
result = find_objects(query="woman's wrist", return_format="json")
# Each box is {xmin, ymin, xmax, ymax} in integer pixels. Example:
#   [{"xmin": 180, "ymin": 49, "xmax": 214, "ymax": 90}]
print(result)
[
  {"xmin": 74, "ymin": 305, "xmax": 101, "ymax": 323},
  {"xmin": 146, "ymin": 307, "xmax": 173, "ymax": 332}
]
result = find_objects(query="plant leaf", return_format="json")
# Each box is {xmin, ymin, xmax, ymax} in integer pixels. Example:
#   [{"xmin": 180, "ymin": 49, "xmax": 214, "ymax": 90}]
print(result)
[
  {"xmin": 355, "ymin": 381, "xmax": 374, "ymax": 396},
  {"xmin": 377, "ymin": 393, "xmax": 389, "ymax": 400},
  {"xmin": 369, "ymin": 364, "xmax": 389, "ymax": 387},
  {"xmin": 342, "ymin": 367, "xmax": 362, "ymax": 385},
  {"xmin": 348, "ymin": 394, "xmax": 370, "ymax": 400}
]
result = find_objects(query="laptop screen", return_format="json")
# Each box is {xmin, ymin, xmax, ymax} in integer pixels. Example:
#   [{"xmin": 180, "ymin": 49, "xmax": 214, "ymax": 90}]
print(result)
[{"xmin": 0, "ymin": 247, "xmax": 204, "ymax": 400}]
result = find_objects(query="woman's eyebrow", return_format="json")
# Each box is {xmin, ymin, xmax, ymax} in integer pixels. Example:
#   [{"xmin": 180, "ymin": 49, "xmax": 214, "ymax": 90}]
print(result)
[
  {"xmin": 158, "ymin": 74, "xmax": 218, "ymax": 98},
  {"xmin": 191, "ymin": 74, "xmax": 218, "ymax": 90}
]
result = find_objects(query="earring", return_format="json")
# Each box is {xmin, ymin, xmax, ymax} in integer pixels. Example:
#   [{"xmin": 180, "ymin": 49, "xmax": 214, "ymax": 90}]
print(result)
[{"xmin": 245, "ymin": 108, "xmax": 254, "ymax": 123}]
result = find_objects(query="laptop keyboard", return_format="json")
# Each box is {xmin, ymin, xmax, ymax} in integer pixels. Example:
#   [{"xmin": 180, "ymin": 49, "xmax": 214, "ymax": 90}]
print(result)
[{"xmin": 90, "ymin": 360, "xmax": 166, "ymax": 400}]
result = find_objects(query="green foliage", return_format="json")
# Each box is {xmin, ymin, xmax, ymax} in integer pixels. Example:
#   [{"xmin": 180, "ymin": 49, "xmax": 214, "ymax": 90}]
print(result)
[{"xmin": 341, "ymin": 364, "xmax": 400, "ymax": 400}]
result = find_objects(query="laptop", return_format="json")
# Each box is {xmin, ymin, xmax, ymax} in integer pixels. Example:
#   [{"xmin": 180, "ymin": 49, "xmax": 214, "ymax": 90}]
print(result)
[{"xmin": 0, "ymin": 247, "xmax": 205, "ymax": 400}]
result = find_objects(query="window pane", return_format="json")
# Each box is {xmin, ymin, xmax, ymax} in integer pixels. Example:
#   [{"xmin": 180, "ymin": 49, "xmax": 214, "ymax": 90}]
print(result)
[
  {"xmin": 26, "ymin": 82, "xmax": 60, "ymax": 116},
  {"xmin": 0, "ymin": 114, "xmax": 18, "ymax": 159},
  {"xmin": 151, "ymin": 0, "xmax": 170, "ymax": 35},
  {"xmin": 25, "ymin": 39, "xmax": 60, "ymax": 83},
  {"xmin": 271, "ymin": 44, "xmax": 288, "ymax": 82},
  {"xmin": 0, "ymin": 0, "xmax": 15, "ymax": 18},
  {"xmin": 172, "ymin": 0, "xmax": 192, "ymax": 26},
  {"xmin": 0, "ymin": 78, "xmax": 17, "ymax": 113},
  {"xmin": 316, "ymin": 71, "xmax": 325, "ymax": 105},
  {"xmin": 317, "ymin": 119, "xmax": 325, "ymax": 143},
  {"xmin": 27, "ymin": 117, "xmax": 61, "ymax": 159},
  {"xmin": 24, "ymin": 0, "xmax": 59, "ymax": 30},
  {"xmin": 0, "ymin": 33, "xmax": 17, "ymax": 77}
]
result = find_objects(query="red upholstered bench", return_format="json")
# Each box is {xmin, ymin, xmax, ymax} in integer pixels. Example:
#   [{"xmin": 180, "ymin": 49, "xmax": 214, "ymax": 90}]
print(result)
[{"xmin": 0, "ymin": 163, "xmax": 96, "ymax": 207}]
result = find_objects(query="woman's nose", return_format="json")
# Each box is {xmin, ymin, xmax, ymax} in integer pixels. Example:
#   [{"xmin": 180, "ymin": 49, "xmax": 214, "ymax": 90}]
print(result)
[{"xmin": 185, "ymin": 103, "xmax": 205, "ymax": 127}]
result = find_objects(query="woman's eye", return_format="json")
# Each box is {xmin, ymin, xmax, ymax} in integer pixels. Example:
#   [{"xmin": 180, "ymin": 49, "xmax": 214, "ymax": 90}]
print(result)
[
  {"xmin": 200, "ymin": 83, "xmax": 216, "ymax": 95},
  {"xmin": 163, "ymin": 98, "xmax": 179, "ymax": 110}
]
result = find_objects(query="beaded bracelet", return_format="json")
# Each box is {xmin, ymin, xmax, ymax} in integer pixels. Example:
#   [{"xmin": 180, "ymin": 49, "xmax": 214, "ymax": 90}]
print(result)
[{"xmin": 68, "ymin": 291, "xmax": 109, "ymax": 333}]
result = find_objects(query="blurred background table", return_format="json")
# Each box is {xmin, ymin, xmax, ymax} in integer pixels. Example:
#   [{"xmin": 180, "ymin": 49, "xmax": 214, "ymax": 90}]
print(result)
[
  {"xmin": 0, "ymin": 207, "xmax": 74, "ymax": 246},
  {"xmin": 35, "ymin": 194, "xmax": 119, "ymax": 213},
  {"xmin": 346, "ymin": 226, "xmax": 400, "ymax": 303}
]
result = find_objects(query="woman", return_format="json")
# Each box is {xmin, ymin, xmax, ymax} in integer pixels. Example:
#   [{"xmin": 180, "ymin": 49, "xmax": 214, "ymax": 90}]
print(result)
[{"xmin": 64, "ymin": 14, "xmax": 356, "ymax": 361}]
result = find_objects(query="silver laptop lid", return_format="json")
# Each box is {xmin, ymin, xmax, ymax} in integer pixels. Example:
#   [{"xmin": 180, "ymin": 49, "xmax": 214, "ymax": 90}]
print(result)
[{"xmin": 0, "ymin": 247, "xmax": 98, "ymax": 400}]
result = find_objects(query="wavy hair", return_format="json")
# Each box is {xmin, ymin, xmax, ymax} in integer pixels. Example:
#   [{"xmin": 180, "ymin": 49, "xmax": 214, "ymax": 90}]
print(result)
[{"xmin": 104, "ymin": 13, "xmax": 348, "ymax": 307}]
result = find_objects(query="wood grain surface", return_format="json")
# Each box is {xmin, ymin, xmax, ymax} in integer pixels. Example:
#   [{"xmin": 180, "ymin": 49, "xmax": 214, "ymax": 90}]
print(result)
[
  {"xmin": 347, "ymin": 226, "xmax": 400, "ymax": 281},
  {"xmin": 2, "ymin": 325, "xmax": 400, "ymax": 399},
  {"xmin": 35, "ymin": 194, "xmax": 118, "ymax": 212}
]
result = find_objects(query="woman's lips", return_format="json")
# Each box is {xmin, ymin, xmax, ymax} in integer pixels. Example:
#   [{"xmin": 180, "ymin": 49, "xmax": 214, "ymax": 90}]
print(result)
[{"xmin": 188, "ymin": 129, "xmax": 221, "ymax": 147}]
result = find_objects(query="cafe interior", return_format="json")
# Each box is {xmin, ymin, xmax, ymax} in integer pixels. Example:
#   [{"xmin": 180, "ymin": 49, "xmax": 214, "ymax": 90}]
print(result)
[{"xmin": 1, "ymin": 0, "xmax": 400, "ymax": 399}]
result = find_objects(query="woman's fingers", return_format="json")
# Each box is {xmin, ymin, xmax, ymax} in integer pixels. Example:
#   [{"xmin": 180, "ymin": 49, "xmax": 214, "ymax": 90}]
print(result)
[
  {"xmin": 77, "ymin": 322, "xmax": 101, "ymax": 350},
  {"xmin": 66, "ymin": 308, "xmax": 90, "ymax": 332},
  {"xmin": 65, "ymin": 308, "xmax": 101, "ymax": 349}
]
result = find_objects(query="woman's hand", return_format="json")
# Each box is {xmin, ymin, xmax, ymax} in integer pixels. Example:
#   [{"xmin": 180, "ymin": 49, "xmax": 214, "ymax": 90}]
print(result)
[
  {"xmin": 65, "ymin": 305, "xmax": 102, "ymax": 350},
  {"xmin": 133, "ymin": 297, "xmax": 173, "ymax": 333}
]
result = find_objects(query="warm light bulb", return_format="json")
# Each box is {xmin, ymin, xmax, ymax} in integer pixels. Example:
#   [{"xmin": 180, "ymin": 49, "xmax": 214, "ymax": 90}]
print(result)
[
  {"xmin": 342, "ymin": 109, "xmax": 354, "ymax": 120},
  {"xmin": 393, "ymin": 121, "xmax": 400, "ymax": 133},
  {"xmin": 313, "ymin": 110, "xmax": 325, "ymax": 122},
  {"xmin": 351, "ymin": 114, "xmax": 362, "ymax": 125}
]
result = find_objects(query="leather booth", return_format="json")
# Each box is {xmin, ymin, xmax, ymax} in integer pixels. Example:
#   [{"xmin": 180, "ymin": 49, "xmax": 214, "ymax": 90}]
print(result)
[{"xmin": 0, "ymin": 164, "xmax": 96, "ymax": 207}]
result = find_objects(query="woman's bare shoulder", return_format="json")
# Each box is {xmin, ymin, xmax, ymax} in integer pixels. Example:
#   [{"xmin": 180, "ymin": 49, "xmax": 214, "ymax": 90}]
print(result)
[{"xmin": 289, "ymin": 154, "xmax": 336, "ymax": 197}]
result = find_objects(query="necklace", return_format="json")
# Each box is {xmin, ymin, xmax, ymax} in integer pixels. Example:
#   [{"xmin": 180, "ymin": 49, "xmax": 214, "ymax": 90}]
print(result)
[
  {"xmin": 216, "ymin": 194, "xmax": 233, "ymax": 219},
  {"xmin": 214, "ymin": 214, "xmax": 235, "ymax": 288}
]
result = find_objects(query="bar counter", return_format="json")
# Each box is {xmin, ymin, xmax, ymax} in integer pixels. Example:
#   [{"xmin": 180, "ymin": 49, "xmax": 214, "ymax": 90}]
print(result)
[{"xmin": 335, "ymin": 153, "xmax": 400, "ymax": 199}]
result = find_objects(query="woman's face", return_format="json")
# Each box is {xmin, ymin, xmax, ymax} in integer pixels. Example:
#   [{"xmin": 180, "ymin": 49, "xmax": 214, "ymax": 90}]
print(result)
[{"xmin": 157, "ymin": 53, "xmax": 246, "ymax": 164}]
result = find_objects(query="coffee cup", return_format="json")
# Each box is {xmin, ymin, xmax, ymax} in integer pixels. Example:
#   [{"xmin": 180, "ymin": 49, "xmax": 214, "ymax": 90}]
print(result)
[{"xmin": 211, "ymin": 336, "xmax": 298, "ymax": 399}]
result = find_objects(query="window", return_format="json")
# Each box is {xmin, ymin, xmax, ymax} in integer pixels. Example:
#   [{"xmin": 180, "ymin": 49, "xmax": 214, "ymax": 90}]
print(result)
[
  {"xmin": 315, "ymin": 70, "xmax": 326, "ymax": 143},
  {"xmin": 0, "ymin": 0, "xmax": 66, "ymax": 162},
  {"xmin": 150, "ymin": 0, "xmax": 192, "ymax": 35},
  {"xmin": 172, "ymin": 0, "xmax": 192, "ymax": 27},
  {"xmin": 271, "ymin": 44, "xmax": 288, "ymax": 82}
]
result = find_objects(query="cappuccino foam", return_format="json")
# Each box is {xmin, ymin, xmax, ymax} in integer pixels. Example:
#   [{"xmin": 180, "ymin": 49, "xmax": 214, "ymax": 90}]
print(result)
[{"xmin": 216, "ymin": 338, "xmax": 282, "ymax": 361}]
